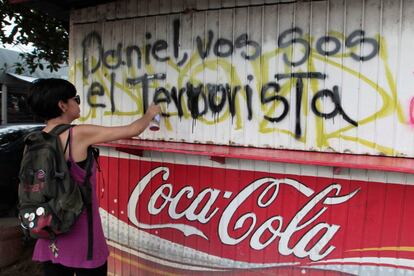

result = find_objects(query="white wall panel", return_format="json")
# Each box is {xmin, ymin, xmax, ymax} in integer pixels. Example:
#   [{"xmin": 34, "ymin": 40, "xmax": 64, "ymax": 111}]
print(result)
[{"xmin": 71, "ymin": 0, "xmax": 414, "ymax": 157}]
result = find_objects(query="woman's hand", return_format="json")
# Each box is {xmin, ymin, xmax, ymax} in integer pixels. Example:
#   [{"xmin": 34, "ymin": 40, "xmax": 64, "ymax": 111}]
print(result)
[{"xmin": 146, "ymin": 103, "xmax": 162, "ymax": 118}]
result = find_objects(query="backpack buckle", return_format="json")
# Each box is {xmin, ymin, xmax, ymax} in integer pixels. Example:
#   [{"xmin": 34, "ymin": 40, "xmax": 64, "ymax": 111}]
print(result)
[{"xmin": 55, "ymin": 171, "xmax": 65, "ymax": 179}]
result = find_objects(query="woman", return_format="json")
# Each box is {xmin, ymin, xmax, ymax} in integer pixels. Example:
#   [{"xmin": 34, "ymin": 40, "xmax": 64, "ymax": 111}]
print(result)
[{"xmin": 26, "ymin": 78, "xmax": 161, "ymax": 276}]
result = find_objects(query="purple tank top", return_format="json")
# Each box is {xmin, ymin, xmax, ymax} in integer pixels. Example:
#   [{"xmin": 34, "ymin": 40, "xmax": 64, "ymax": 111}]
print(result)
[{"xmin": 32, "ymin": 128, "xmax": 109, "ymax": 268}]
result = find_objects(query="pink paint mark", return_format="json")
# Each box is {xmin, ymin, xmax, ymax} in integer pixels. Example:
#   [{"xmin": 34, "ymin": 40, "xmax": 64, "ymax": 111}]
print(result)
[{"xmin": 409, "ymin": 97, "xmax": 414, "ymax": 125}]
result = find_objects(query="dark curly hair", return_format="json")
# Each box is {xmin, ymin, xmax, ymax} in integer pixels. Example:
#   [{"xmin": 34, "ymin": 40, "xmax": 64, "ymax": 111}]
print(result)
[{"xmin": 27, "ymin": 78, "xmax": 77, "ymax": 120}]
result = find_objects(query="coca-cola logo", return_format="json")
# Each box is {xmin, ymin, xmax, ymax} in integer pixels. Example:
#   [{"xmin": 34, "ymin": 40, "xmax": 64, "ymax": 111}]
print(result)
[{"xmin": 128, "ymin": 166, "xmax": 360, "ymax": 262}]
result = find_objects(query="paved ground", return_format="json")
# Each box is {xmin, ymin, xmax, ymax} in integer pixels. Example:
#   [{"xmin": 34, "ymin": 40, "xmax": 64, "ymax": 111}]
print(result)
[{"xmin": 0, "ymin": 240, "xmax": 42, "ymax": 276}]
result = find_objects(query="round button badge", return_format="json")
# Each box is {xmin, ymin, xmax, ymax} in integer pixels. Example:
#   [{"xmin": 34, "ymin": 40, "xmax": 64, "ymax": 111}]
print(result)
[
  {"xmin": 36, "ymin": 207, "xmax": 45, "ymax": 216},
  {"xmin": 28, "ymin": 213, "xmax": 35, "ymax": 222}
]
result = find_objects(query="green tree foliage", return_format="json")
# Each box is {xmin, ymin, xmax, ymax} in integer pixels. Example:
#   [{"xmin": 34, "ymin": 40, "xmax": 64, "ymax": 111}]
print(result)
[{"xmin": 0, "ymin": 0, "xmax": 68, "ymax": 73}]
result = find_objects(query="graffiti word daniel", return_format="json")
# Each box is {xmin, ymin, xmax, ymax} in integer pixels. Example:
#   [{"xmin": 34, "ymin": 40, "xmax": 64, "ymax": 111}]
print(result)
[{"xmin": 128, "ymin": 167, "xmax": 360, "ymax": 261}]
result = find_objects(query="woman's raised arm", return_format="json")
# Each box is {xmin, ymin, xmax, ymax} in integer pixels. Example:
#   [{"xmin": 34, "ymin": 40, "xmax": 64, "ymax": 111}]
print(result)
[{"xmin": 74, "ymin": 103, "xmax": 161, "ymax": 147}]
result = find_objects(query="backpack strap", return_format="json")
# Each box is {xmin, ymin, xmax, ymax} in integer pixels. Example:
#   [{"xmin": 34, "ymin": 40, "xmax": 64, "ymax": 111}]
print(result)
[
  {"xmin": 84, "ymin": 147, "xmax": 95, "ymax": 260},
  {"xmin": 50, "ymin": 124, "xmax": 72, "ymax": 136},
  {"xmin": 63, "ymin": 130, "xmax": 70, "ymax": 154},
  {"xmin": 66, "ymin": 126, "xmax": 96, "ymax": 260},
  {"xmin": 49, "ymin": 124, "xmax": 72, "ymax": 155}
]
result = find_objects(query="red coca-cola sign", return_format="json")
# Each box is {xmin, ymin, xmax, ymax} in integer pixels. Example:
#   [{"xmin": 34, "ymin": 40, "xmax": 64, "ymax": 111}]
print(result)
[{"xmin": 98, "ymin": 157, "xmax": 414, "ymax": 275}]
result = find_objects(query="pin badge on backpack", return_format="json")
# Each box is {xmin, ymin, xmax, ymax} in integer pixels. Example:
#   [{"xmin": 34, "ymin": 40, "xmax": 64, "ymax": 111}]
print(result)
[
  {"xmin": 36, "ymin": 207, "xmax": 45, "ymax": 216},
  {"xmin": 36, "ymin": 169, "xmax": 46, "ymax": 181},
  {"xmin": 28, "ymin": 213, "xmax": 35, "ymax": 222}
]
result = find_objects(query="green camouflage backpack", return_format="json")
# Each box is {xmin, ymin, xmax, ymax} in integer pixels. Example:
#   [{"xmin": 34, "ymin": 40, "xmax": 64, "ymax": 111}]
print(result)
[{"xmin": 18, "ymin": 124, "xmax": 94, "ymax": 257}]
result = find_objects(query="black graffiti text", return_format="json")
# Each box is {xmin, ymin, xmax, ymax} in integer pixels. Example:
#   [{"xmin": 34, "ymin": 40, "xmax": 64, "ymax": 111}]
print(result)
[
  {"xmin": 81, "ymin": 24, "xmax": 379, "ymax": 77},
  {"xmin": 85, "ymin": 72, "xmax": 358, "ymax": 138}
]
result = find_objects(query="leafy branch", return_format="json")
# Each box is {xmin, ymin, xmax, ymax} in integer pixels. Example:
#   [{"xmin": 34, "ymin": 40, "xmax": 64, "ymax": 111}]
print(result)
[{"xmin": 0, "ymin": 0, "xmax": 68, "ymax": 73}]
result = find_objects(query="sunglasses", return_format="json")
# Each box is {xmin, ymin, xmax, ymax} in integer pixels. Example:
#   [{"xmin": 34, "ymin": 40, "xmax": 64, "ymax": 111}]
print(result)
[{"xmin": 73, "ymin": 95, "xmax": 81, "ymax": 105}]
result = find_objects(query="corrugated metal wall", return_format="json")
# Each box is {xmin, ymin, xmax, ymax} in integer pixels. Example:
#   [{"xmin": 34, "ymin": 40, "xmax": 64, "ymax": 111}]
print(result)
[{"xmin": 70, "ymin": 0, "xmax": 414, "ymax": 157}]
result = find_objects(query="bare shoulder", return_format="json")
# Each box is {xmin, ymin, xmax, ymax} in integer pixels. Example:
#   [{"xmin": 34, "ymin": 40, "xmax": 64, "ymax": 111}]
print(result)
[
  {"xmin": 71, "ymin": 124, "xmax": 109, "ymax": 137},
  {"xmin": 70, "ymin": 124, "xmax": 97, "ymax": 142}
]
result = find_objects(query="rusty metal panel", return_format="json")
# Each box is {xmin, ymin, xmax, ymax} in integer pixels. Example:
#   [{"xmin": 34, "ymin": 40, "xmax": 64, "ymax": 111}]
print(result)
[
  {"xmin": 97, "ymin": 146, "xmax": 414, "ymax": 275},
  {"xmin": 70, "ymin": 0, "xmax": 414, "ymax": 156}
]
